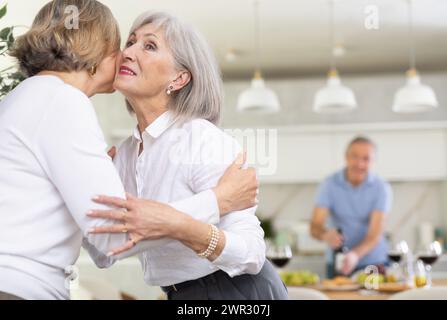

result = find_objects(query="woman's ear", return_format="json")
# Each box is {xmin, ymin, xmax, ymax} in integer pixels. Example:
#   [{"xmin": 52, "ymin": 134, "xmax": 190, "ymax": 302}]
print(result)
[{"xmin": 172, "ymin": 70, "xmax": 191, "ymax": 91}]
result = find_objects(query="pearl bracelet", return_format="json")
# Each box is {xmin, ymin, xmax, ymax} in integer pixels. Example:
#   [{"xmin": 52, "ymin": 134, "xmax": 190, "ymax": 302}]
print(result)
[{"xmin": 197, "ymin": 224, "xmax": 219, "ymax": 258}]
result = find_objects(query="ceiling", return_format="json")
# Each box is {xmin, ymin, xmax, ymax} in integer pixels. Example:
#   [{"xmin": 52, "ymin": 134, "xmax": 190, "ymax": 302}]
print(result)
[{"xmin": 2, "ymin": 0, "xmax": 447, "ymax": 79}]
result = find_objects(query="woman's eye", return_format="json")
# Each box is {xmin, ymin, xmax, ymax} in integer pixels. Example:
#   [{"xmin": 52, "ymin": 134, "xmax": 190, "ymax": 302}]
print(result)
[
  {"xmin": 125, "ymin": 41, "xmax": 135, "ymax": 48},
  {"xmin": 144, "ymin": 43, "xmax": 156, "ymax": 51}
]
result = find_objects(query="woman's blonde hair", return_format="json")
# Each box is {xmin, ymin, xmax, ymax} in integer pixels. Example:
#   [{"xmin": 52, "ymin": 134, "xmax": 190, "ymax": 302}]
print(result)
[
  {"xmin": 126, "ymin": 11, "xmax": 223, "ymax": 125},
  {"xmin": 10, "ymin": 0, "xmax": 121, "ymax": 76}
]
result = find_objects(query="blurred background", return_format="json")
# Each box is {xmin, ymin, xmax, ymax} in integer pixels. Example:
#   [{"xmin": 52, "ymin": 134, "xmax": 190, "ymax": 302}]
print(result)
[{"xmin": 1, "ymin": 0, "xmax": 447, "ymax": 299}]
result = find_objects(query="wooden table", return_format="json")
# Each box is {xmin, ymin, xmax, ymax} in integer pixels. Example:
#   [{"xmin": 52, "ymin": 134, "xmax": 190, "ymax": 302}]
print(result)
[{"xmin": 313, "ymin": 279, "xmax": 447, "ymax": 300}]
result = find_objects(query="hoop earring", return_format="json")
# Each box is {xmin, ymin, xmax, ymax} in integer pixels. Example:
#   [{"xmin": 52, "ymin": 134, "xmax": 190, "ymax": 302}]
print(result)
[
  {"xmin": 89, "ymin": 65, "xmax": 97, "ymax": 76},
  {"xmin": 166, "ymin": 85, "xmax": 174, "ymax": 95}
]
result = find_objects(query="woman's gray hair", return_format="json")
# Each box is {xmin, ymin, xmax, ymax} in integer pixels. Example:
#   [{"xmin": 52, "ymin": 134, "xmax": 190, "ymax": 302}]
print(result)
[{"xmin": 126, "ymin": 11, "xmax": 222, "ymax": 125}]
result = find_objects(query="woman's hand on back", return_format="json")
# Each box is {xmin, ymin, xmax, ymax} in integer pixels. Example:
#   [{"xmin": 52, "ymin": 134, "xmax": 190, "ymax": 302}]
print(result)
[
  {"xmin": 107, "ymin": 146, "xmax": 116, "ymax": 160},
  {"xmin": 87, "ymin": 193, "xmax": 181, "ymax": 256},
  {"xmin": 212, "ymin": 152, "xmax": 259, "ymax": 216}
]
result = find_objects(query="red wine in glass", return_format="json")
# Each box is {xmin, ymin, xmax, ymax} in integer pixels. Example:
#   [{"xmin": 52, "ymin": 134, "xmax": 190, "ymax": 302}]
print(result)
[
  {"xmin": 388, "ymin": 252, "xmax": 402, "ymax": 263},
  {"xmin": 270, "ymin": 257, "xmax": 291, "ymax": 268},
  {"xmin": 418, "ymin": 254, "xmax": 439, "ymax": 266}
]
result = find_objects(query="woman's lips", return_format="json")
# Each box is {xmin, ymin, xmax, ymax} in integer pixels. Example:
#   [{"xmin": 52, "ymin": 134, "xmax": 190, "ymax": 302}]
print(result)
[{"xmin": 119, "ymin": 66, "xmax": 137, "ymax": 76}]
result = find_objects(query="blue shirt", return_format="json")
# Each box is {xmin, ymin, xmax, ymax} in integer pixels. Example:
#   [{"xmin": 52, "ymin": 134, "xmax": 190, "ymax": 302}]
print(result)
[{"xmin": 315, "ymin": 169, "xmax": 392, "ymax": 267}]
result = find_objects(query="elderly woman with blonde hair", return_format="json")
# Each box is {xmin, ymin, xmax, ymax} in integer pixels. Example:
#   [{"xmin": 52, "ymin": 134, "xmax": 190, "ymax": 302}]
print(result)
[
  {"xmin": 88, "ymin": 11, "xmax": 288, "ymax": 300},
  {"xmin": 0, "ymin": 0, "xmax": 257, "ymax": 300}
]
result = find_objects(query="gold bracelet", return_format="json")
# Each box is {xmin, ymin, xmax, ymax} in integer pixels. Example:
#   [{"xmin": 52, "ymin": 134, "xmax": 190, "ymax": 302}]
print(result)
[{"xmin": 197, "ymin": 225, "xmax": 219, "ymax": 258}]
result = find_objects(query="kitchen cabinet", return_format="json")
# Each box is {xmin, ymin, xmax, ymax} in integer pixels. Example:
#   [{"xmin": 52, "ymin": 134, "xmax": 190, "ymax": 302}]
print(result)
[{"xmin": 227, "ymin": 121, "xmax": 447, "ymax": 183}]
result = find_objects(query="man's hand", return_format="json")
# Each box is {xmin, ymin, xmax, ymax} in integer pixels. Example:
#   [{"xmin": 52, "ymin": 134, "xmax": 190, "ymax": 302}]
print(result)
[
  {"xmin": 342, "ymin": 251, "xmax": 359, "ymax": 275},
  {"xmin": 322, "ymin": 229, "xmax": 344, "ymax": 250},
  {"xmin": 213, "ymin": 152, "xmax": 259, "ymax": 215}
]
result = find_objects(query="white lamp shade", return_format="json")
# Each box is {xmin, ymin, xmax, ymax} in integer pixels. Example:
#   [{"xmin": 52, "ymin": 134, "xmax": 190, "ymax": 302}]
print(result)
[
  {"xmin": 237, "ymin": 77, "xmax": 280, "ymax": 113},
  {"xmin": 392, "ymin": 72, "xmax": 438, "ymax": 113},
  {"xmin": 313, "ymin": 74, "xmax": 357, "ymax": 114}
]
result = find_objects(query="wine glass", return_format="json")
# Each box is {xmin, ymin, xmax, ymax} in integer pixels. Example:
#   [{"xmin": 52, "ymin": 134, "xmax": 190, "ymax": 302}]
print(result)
[
  {"xmin": 416, "ymin": 241, "xmax": 443, "ymax": 287},
  {"xmin": 387, "ymin": 240, "xmax": 409, "ymax": 283},
  {"xmin": 388, "ymin": 241, "xmax": 409, "ymax": 266},
  {"xmin": 266, "ymin": 242, "xmax": 293, "ymax": 269}
]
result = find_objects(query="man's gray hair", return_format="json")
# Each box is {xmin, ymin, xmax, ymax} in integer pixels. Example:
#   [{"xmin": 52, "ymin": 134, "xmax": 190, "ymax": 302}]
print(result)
[
  {"xmin": 346, "ymin": 136, "xmax": 377, "ymax": 153},
  {"xmin": 125, "ymin": 11, "xmax": 222, "ymax": 125}
]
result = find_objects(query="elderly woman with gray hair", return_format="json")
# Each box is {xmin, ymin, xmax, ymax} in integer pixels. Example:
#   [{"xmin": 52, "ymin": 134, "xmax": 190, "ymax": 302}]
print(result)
[{"xmin": 88, "ymin": 11, "xmax": 288, "ymax": 300}]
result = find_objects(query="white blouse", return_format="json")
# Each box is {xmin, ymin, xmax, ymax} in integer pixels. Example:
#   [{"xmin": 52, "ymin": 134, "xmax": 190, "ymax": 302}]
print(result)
[
  {"xmin": 114, "ymin": 111, "xmax": 266, "ymax": 287},
  {"xmin": 0, "ymin": 76, "xmax": 219, "ymax": 299}
]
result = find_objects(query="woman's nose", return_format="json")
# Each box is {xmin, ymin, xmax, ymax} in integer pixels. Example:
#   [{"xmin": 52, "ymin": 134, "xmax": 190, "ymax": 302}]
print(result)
[{"xmin": 122, "ymin": 46, "xmax": 136, "ymax": 62}]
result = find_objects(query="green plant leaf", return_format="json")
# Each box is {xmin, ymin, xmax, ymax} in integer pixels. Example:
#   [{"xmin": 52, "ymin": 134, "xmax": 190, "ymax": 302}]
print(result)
[
  {"xmin": 0, "ymin": 5, "xmax": 24, "ymax": 101},
  {"xmin": 7, "ymin": 31, "xmax": 14, "ymax": 45},
  {"xmin": 0, "ymin": 5, "xmax": 7, "ymax": 20},
  {"xmin": 0, "ymin": 27, "xmax": 11, "ymax": 41}
]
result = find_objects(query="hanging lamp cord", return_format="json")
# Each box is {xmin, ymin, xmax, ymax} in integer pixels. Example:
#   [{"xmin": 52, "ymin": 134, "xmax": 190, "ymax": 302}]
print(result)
[
  {"xmin": 407, "ymin": 0, "xmax": 417, "ymax": 71},
  {"xmin": 253, "ymin": 0, "xmax": 262, "ymax": 77},
  {"xmin": 329, "ymin": 0, "xmax": 336, "ymax": 72}
]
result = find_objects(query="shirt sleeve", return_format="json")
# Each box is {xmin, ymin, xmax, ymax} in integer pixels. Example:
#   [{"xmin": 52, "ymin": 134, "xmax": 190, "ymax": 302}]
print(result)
[
  {"xmin": 33, "ymin": 89, "xmax": 128, "ymax": 265},
  {"xmin": 188, "ymin": 122, "xmax": 265, "ymax": 276},
  {"xmin": 212, "ymin": 211, "xmax": 266, "ymax": 276},
  {"xmin": 113, "ymin": 189, "xmax": 221, "ymax": 260},
  {"xmin": 373, "ymin": 181, "xmax": 393, "ymax": 213},
  {"xmin": 170, "ymin": 189, "xmax": 220, "ymax": 225},
  {"xmin": 315, "ymin": 179, "xmax": 332, "ymax": 209}
]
